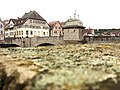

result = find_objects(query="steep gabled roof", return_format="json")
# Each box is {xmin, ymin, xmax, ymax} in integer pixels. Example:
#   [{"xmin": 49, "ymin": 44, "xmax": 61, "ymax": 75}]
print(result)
[
  {"xmin": 9, "ymin": 18, "xmax": 26, "ymax": 26},
  {"xmin": 60, "ymin": 22, "xmax": 65, "ymax": 27},
  {"xmin": 9, "ymin": 19, "xmax": 18, "ymax": 24},
  {"xmin": 13, "ymin": 18, "xmax": 27, "ymax": 26},
  {"xmin": 49, "ymin": 21, "xmax": 63, "ymax": 29},
  {"xmin": 21, "ymin": 11, "xmax": 46, "ymax": 21},
  {"xmin": 49, "ymin": 21, "xmax": 58, "ymax": 29},
  {"xmin": 3, "ymin": 20, "xmax": 9, "ymax": 26},
  {"xmin": 5, "ymin": 11, "xmax": 47, "ymax": 29},
  {"xmin": 5, "ymin": 18, "xmax": 27, "ymax": 29}
]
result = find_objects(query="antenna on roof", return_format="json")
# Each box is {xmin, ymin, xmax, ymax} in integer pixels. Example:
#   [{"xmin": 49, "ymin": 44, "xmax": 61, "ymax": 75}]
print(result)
[{"xmin": 74, "ymin": 10, "xmax": 76, "ymax": 19}]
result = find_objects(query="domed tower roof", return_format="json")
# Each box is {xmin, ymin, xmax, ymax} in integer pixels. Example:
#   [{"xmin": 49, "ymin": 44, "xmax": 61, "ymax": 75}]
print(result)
[{"xmin": 63, "ymin": 12, "xmax": 85, "ymax": 29}]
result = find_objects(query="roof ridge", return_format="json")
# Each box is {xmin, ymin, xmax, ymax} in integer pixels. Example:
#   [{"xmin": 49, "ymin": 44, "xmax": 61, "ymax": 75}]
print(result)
[{"xmin": 21, "ymin": 11, "xmax": 46, "ymax": 21}]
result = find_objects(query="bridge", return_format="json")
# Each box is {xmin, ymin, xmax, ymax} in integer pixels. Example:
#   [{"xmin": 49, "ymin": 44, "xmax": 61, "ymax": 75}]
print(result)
[
  {"xmin": 4, "ymin": 37, "xmax": 66, "ymax": 47},
  {"xmin": 0, "ymin": 36, "xmax": 120, "ymax": 47}
]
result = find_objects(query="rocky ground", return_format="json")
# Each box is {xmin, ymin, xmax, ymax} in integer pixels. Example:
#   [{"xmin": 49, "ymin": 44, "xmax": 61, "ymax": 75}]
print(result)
[{"xmin": 0, "ymin": 43, "xmax": 120, "ymax": 90}]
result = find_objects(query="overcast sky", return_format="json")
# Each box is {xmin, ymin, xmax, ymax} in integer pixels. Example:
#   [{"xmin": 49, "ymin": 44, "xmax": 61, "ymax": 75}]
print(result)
[{"xmin": 0, "ymin": 0, "xmax": 120, "ymax": 29}]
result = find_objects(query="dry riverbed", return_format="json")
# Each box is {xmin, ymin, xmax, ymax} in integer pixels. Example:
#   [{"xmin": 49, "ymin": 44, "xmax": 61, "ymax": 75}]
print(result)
[{"xmin": 0, "ymin": 43, "xmax": 120, "ymax": 90}]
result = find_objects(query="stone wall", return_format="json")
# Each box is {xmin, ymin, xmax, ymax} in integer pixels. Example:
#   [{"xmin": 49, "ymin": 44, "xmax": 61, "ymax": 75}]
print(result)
[
  {"xmin": 84, "ymin": 36, "xmax": 120, "ymax": 43},
  {"xmin": 64, "ymin": 28, "xmax": 84, "ymax": 41}
]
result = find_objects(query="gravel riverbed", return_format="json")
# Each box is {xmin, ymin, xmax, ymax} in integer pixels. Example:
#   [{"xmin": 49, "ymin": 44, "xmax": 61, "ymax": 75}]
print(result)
[{"xmin": 0, "ymin": 43, "xmax": 120, "ymax": 90}]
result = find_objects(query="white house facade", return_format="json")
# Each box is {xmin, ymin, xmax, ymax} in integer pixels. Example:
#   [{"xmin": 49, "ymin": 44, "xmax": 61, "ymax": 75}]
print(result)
[{"xmin": 5, "ymin": 11, "xmax": 50, "ymax": 38}]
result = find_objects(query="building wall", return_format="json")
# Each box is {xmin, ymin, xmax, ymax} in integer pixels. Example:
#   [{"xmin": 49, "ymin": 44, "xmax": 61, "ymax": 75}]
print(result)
[
  {"xmin": 0, "ymin": 21, "xmax": 4, "ymax": 40},
  {"xmin": 5, "ymin": 21, "xmax": 15, "ymax": 38},
  {"xmin": 63, "ymin": 28, "xmax": 84, "ymax": 41}
]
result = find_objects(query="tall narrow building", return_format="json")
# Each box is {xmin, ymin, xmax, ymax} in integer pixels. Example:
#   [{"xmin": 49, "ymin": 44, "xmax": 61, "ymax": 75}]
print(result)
[{"xmin": 49, "ymin": 21, "xmax": 64, "ymax": 37}]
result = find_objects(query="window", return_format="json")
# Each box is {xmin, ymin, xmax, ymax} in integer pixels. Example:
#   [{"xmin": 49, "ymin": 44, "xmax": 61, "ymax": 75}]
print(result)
[
  {"xmin": 5, "ymin": 33, "xmax": 8, "ymax": 36},
  {"xmin": 18, "ymin": 31, "xmax": 20, "ymax": 35},
  {"xmin": 43, "ymin": 32, "xmax": 45, "ymax": 35},
  {"xmin": 30, "ymin": 31, "xmax": 33, "ymax": 35},
  {"xmin": 42, "ymin": 26, "xmax": 45, "ymax": 29},
  {"xmin": 33, "ymin": 20, "xmax": 35, "ymax": 23},
  {"xmin": 59, "ymin": 31, "xmax": 62, "ymax": 36},
  {"xmin": 55, "ymin": 27, "xmax": 57, "ymax": 29},
  {"xmin": 30, "ymin": 25, "xmax": 32, "ymax": 28},
  {"xmin": 30, "ymin": 20, "xmax": 32, "ymax": 23},
  {"xmin": 54, "ymin": 31, "xmax": 57, "ymax": 34},
  {"xmin": 38, "ymin": 31, "xmax": 40, "ymax": 35},
  {"xmin": 10, "ymin": 24, "xmax": 13, "ymax": 28},
  {"xmin": 10, "ymin": 32, "xmax": 14, "ymax": 35},
  {"xmin": 21, "ymin": 31, "xmax": 23, "ymax": 35},
  {"xmin": 73, "ymin": 30, "xmax": 75, "ymax": 32},
  {"xmin": 17, "ymin": 31, "xmax": 18, "ymax": 35},
  {"xmin": 19, "ymin": 31, "xmax": 21, "ymax": 35},
  {"xmin": 41, "ymin": 22, "xmax": 45, "ymax": 24},
  {"xmin": 26, "ymin": 30, "xmax": 28, "ymax": 35},
  {"xmin": 39, "ymin": 26, "xmax": 41, "ymax": 29},
  {"xmin": 15, "ymin": 32, "xmax": 16, "ymax": 36},
  {"xmin": 0, "ymin": 24, "xmax": 2, "ymax": 28},
  {"xmin": 25, "ymin": 25, "xmax": 28, "ymax": 28},
  {"xmin": 1, "ymin": 31, "xmax": 3, "ymax": 34},
  {"xmin": 18, "ymin": 26, "xmax": 21, "ymax": 28},
  {"xmin": 36, "ymin": 21, "xmax": 38, "ymax": 23},
  {"xmin": 59, "ymin": 27, "xmax": 61, "ymax": 29},
  {"xmin": 33, "ymin": 26, "xmax": 35, "ymax": 28}
]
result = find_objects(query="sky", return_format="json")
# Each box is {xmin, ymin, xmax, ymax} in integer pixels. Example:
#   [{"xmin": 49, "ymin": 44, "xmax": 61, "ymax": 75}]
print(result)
[{"xmin": 0, "ymin": 0, "xmax": 120, "ymax": 29}]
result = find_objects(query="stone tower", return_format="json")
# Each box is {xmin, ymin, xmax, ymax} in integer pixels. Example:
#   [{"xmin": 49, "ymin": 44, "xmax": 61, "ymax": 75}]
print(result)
[{"xmin": 63, "ymin": 11, "xmax": 85, "ymax": 43}]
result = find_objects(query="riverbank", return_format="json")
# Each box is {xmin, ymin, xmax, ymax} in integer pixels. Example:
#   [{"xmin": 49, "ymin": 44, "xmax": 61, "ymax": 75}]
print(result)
[{"xmin": 0, "ymin": 43, "xmax": 120, "ymax": 90}]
